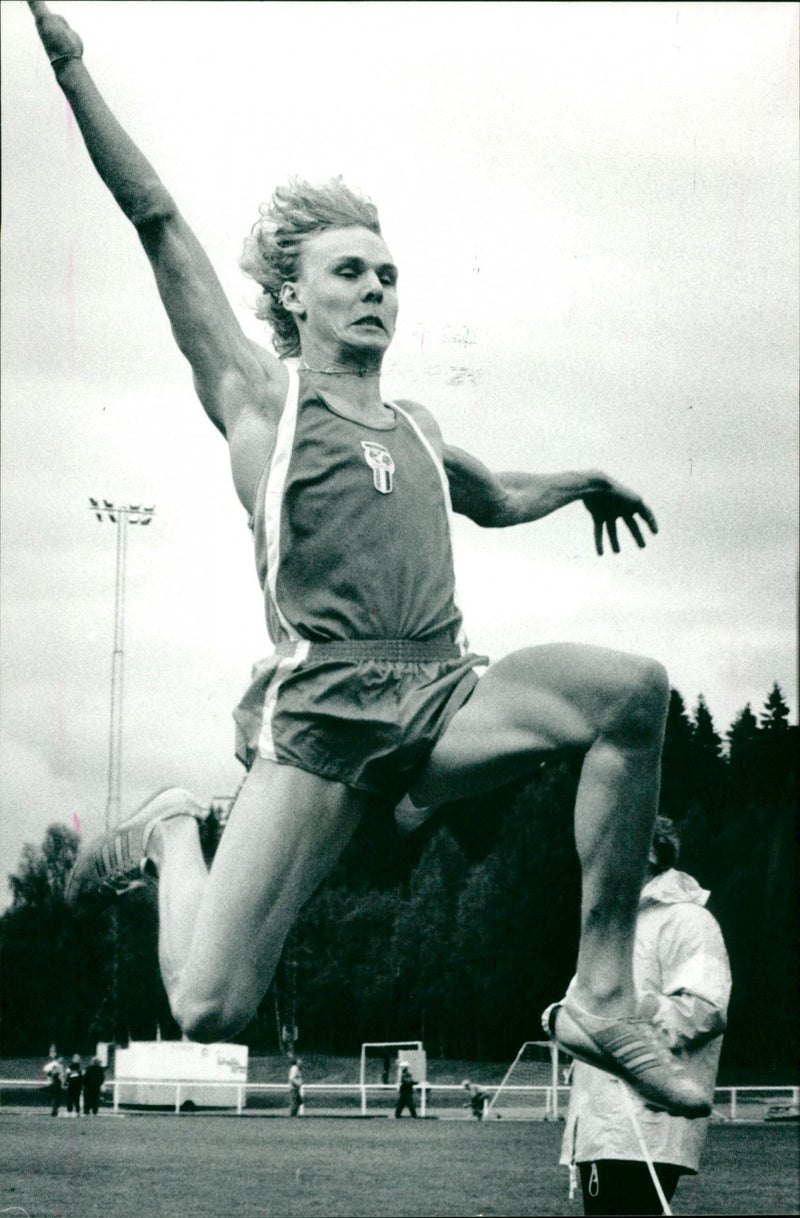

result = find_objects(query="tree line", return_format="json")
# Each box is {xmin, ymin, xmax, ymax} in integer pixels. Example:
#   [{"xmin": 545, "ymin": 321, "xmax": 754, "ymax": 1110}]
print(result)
[{"xmin": 1, "ymin": 682, "xmax": 796, "ymax": 1081}]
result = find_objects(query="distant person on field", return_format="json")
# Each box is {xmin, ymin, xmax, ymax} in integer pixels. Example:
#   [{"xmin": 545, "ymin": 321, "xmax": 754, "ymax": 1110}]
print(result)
[
  {"xmin": 557, "ymin": 817, "xmax": 732, "ymax": 1215},
  {"xmin": 395, "ymin": 1062, "xmax": 417, "ymax": 1119},
  {"xmin": 43, "ymin": 1053, "xmax": 64, "ymax": 1117},
  {"xmin": 288, "ymin": 1057, "xmax": 304, "ymax": 1117},
  {"xmin": 83, "ymin": 1057, "xmax": 106, "ymax": 1115},
  {"xmin": 65, "ymin": 1054, "xmax": 84, "ymax": 1116},
  {"xmin": 463, "ymin": 1079, "xmax": 488, "ymax": 1120}
]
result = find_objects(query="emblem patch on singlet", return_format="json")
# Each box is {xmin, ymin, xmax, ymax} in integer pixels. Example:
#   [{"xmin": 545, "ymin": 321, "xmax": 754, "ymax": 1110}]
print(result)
[{"xmin": 360, "ymin": 441, "xmax": 395, "ymax": 494}]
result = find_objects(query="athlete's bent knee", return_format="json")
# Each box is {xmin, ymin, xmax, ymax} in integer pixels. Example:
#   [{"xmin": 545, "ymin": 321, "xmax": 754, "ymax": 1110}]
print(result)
[
  {"xmin": 172, "ymin": 987, "xmax": 253, "ymax": 1044},
  {"xmin": 612, "ymin": 658, "xmax": 670, "ymax": 744}
]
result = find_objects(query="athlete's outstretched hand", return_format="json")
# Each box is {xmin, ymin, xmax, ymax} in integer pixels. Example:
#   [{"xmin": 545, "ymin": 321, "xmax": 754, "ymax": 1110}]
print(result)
[
  {"xmin": 582, "ymin": 478, "xmax": 658, "ymax": 555},
  {"xmin": 28, "ymin": 1, "xmax": 83, "ymax": 63}
]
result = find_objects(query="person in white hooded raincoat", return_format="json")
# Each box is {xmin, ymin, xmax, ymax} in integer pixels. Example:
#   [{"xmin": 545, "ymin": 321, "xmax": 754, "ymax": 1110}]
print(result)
[{"xmin": 559, "ymin": 817, "xmax": 732, "ymax": 1215}]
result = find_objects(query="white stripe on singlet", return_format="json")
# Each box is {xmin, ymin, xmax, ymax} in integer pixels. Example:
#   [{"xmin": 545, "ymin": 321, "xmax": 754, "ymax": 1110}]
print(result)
[
  {"xmin": 255, "ymin": 364, "xmax": 310, "ymax": 758},
  {"xmin": 261, "ymin": 378, "xmax": 469, "ymax": 656},
  {"xmin": 263, "ymin": 363, "xmax": 302, "ymax": 642},
  {"xmin": 391, "ymin": 402, "xmax": 470, "ymax": 655}
]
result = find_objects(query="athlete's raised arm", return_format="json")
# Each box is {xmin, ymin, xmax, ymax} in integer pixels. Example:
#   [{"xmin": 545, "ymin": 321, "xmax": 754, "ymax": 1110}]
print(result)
[
  {"xmin": 27, "ymin": 2, "xmax": 282, "ymax": 445},
  {"xmin": 443, "ymin": 443, "xmax": 658, "ymax": 555}
]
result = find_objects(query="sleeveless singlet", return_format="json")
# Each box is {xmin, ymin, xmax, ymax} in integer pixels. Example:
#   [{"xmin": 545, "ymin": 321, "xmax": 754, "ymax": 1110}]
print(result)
[
  {"xmin": 249, "ymin": 365, "xmax": 467, "ymax": 650},
  {"xmin": 234, "ymin": 365, "xmax": 485, "ymax": 793}
]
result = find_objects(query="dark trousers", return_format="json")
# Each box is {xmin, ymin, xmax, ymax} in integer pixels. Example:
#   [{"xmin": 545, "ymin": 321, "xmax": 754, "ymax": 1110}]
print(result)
[
  {"xmin": 66, "ymin": 1082, "xmax": 82, "ymax": 1114},
  {"xmin": 50, "ymin": 1082, "xmax": 62, "ymax": 1116},
  {"xmin": 289, "ymin": 1086, "xmax": 302, "ymax": 1117},
  {"xmin": 395, "ymin": 1092, "xmax": 417, "ymax": 1118},
  {"xmin": 579, "ymin": 1161, "xmax": 682, "ymax": 1215},
  {"xmin": 84, "ymin": 1087, "xmax": 100, "ymax": 1115}
]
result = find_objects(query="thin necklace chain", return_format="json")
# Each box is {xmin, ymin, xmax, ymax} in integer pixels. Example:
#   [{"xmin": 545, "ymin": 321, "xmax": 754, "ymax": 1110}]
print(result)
[{"xmin": 299, "ymin": 360, "xmax": 380, "ymax": 379}]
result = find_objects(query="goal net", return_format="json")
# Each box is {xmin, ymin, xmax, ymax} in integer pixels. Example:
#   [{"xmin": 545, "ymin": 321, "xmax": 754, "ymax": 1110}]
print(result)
[
  {"xmin": 359, "ymin": 1042, "xmax": 427, "ymax": 1115},
  {"xmin": 484, "ymin": 1040, "xmax": 570, "ymax": 1121}
]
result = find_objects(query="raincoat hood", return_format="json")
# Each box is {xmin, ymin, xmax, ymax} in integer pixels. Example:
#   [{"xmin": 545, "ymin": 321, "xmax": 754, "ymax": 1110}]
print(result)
[{"xmin": 640, "ymin": 867, "xmax": 710, "ymax": 910}]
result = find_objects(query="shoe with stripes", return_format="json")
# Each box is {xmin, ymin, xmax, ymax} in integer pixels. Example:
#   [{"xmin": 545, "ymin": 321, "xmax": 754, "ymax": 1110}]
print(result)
[
  {"xmin": 542, "ymin": 996, "xmax": 710, "ymax": 1118},
  {"xmin": 65, "ymin": 788, "xmax": 208, "ymax": 907}
]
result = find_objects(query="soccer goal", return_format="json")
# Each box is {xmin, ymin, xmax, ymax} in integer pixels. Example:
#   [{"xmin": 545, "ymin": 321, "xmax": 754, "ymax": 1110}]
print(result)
[
  {"xmin": 359, "ymin": 1042, "xmax": 427, "ymax": 1116},
  {"xmin": 483, "ymin": 1040, "xmax": 570, "ymax": 1121}
]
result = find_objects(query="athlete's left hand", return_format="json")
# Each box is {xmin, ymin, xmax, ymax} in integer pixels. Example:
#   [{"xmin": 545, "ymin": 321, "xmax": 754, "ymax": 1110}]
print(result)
[
  {"xmin": 581, "ymin": 478, "xmax": 658, "ymax": 555},
  {"xmin": 28, "ymin": 2, "xmax": 84, "ymax": 62}
]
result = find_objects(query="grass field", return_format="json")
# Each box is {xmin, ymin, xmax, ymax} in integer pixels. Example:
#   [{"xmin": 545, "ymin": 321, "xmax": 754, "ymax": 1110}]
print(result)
[{"xmin": 1, "ymin": 1111, "xmax": 797, "ymax": 1217}]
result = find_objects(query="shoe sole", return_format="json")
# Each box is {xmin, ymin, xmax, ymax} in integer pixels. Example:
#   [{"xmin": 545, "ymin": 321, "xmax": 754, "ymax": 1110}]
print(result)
[{"xmin": 544, "ymin": 1002, "xmax": 711, "ymax": 1119}]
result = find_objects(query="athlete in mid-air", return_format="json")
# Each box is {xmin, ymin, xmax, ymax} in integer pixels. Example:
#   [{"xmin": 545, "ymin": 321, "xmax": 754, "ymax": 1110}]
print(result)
[{"xmin": 29, "ymin": 1, "xmax": 709, "ymax": 1118}]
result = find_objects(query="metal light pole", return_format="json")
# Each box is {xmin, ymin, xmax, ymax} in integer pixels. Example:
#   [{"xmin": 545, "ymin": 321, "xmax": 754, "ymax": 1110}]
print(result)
[{"xmin": 90, "ymin": 498, "xmax": 155, "ymax": 831}]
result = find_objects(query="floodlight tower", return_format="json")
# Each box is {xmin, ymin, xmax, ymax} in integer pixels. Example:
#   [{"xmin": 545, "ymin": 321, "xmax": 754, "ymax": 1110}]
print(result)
[{"xmin": 90, "ymin": 498, "xmax": 155, "ymax": 831}]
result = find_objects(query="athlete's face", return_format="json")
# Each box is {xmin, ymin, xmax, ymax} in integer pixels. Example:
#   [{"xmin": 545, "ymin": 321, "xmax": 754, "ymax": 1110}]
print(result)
[{"xmin": 282, "ymin": 227, "xmax": 399, "ymax": 364}]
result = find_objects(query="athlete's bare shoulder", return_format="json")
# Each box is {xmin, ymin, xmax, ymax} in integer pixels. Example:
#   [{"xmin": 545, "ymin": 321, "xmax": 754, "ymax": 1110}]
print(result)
[
  {"xmin": 393, "ymin": 400, "xmax": 507, "ymax": 523},
  {"xmin": 223, "ymin": 342, "xmax": 290, "ymax": 514},
  {"xmin": 393, "ymin": 398, "xmax": 445, "ymax": 455}
]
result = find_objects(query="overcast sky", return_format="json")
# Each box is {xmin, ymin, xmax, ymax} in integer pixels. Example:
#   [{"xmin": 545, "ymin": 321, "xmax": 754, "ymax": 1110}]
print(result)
[{"xmin": 1, "ymin": 1, "xmax": 797, "ymax": 904}]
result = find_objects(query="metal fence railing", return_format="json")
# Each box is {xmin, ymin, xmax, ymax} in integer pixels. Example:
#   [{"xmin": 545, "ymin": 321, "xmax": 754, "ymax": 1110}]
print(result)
[{"xmin": 2, "ymin": 1078, "xmax": 797, "ymax": 1121}]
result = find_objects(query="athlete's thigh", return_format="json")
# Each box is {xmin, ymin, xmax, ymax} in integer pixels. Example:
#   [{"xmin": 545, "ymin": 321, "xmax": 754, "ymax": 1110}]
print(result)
[
  {"xmin": 187, "ymin": 756, "xmax": 369, "ymax": 1005},
  {"xmin": 412, "ymin": 642, "xmax": 650, "ymax": 803}
]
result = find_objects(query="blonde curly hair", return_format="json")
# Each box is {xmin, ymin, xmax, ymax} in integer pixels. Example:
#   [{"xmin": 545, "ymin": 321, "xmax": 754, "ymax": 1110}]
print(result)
[{"xmin": 239, "ymin": 177, "xmax": 381, "ymax": 358}]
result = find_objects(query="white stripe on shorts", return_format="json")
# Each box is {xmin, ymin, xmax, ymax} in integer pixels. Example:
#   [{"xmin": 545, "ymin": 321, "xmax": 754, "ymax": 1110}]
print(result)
[{"xmin": 257, "ymin": 639, "xmax": 311, "ymax": 760}]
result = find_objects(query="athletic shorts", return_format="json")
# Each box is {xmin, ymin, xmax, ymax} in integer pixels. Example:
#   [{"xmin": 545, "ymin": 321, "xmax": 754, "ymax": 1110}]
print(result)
[{"xmin": 233, "ymin": 639, "xmax": 488, "ymax": 798}]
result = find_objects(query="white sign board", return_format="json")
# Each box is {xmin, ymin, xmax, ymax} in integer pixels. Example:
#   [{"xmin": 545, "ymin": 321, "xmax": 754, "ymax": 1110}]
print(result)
[{"xmin": 113, "ymin": 1040, "xmax": 248, "ymax": 1108}]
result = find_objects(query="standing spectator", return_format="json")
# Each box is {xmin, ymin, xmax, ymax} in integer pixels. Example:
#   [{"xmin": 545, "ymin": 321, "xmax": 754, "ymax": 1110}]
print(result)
[
  {"xmin": 43, "ymin": 1054, "xmax": 64, "ymax": 1117},
  {"xmin": 555, "ymin": 817, "xmax": 732, "ymax": 1215},
  {"xmin": 395, "ymin": 1062, "xmax": 417, "ymax": 1119},
  {"xmin": 288, "ymin": 1057, "xmax": 304, "ymax": 1117},
  {"xmin": 462, "ymin": 1080, "xmax": 488, "ymax": 1120},
  {"xmin": 65, "ymin": 1055, "xmax": 84, "ymax": 1116},
  {"xmin": 83, "ymin": 1057, "xmax": 106, "ymax": 1115}
]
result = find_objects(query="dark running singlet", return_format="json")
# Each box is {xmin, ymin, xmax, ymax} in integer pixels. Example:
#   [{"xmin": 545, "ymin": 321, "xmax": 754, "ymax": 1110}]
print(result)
[
  {"xmin": 234, "ymin": 364, "xmax": 485, "ymax": 794},
  {"xmin": 250, "ymin": 364, "xmax": 467, "ymax": 649}
]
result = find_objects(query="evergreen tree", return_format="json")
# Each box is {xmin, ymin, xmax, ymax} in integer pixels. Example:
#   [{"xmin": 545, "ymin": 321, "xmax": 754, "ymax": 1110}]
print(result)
[
  {"xmin": 1, "ymin": 824, "xmax": 110, "ymax": 1054},
  {"xmin": 677, "ymin": 696, "xmax": 725, "ymax": 884},
  {"xmin": 7, "ymin": 824, "xmax": 79, "ymax": 910},
  {"xmin": 758, "ymin": 683, "xmax": 796, "ymax": 801},
  {"xmin": 393, "ymin": 828, "xmax": 468, "ymax": 1056},
  {"xmin": 692, "ymin": 694, "xmax": 723, "ymax": 764},
  {"xmin": 703, "ymin": 685, "xmax": 798, "ymax": 1079},
  {"xmin": 449, "ymin": 859, "xmax": 497, "ymax": 1058},
  {"xmin": 449, "ymin": 762, "xmax": 581, "ymax": 1061},
  {"xmin": 760, "ymin": 682, "xmax": 791, "ymax": 733},
  {"xmin": 726, "ymin": 703, "xmax": 760, "ymax": 793},
  {"xmin": 659, "ymin": 689, "xmax": 696, "ymax": 821},
  {"xmin": 295, "ymin": 883, "xmax": 400, "ymax": 1050}
]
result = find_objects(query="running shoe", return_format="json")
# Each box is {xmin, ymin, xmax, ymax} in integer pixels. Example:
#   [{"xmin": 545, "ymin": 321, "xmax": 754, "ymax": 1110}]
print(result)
[
  {"xmin": 65, "ymin": 788, "xmax": 208, "ymax": 907},
  {"xmin": 542, "ymin": 996, "xmax": 711, "ymax": 1118}
]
